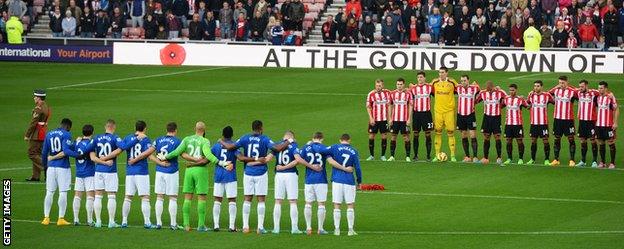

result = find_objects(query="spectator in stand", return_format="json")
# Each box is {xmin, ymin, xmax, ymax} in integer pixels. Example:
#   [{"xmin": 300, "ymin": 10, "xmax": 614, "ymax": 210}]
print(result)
[
  {"xmin": 495, "ymin": 0, "xmax": 510, "ymax": 13},
  {"xmin": 421, "ymin": 0, "xmax": 435, "ymax": 20},
  {"xmin": 79, "ymin": 6, "xmax": 95, "ymax": 37},
  {"xmin": 438, "ymin": 0, "xmax": 452, "ymax": 16},
  {"xmin": 62, "ymin": 10, "xmax": 77, "ymax": 37},
  {"xmin": 541, "ymin": 0, "xmax": 557, "ymax": 26},
  {"xmin": 556, "ymin": 7, "xmax": 572, "ymax": 31},
  {"xmin": 254, "ymin": 0, "xmax": 269, "ymax": 16},
  {"xmin": 489, "ymin": 31, "xmax": 498, "ymax": 46},
  {"xmin": 539, "ymin": 22, "xmax": 553, "ymax": 47},
  {"xmin": 361, "ymin": 0, "xmax": 373, "ymax": 18},
  {"xmin": 94, "ymin": 0, "xmax": 105, "ymax": 13},
  {"xmin": 501, "ymin": 8, "xmax": 513, "ymax": 27},
  {"xmin": 496, "ymin": 17, "xmax": 511, "ymax": 46},
  {"xmin": 143, "ymin": 13, "xmax": 158, "ymax": 38},
  {"xmin": 510, "ymin": 17, "xmax": 524, "ymax": 46},
  {"xmin": 168, "ymin": 0, "xmax": 189, "ymax": 28},
  {"xmin": 619, "ymin": 5, "xmax": 624, "ymax": 41},
  {"xmin": 511, "ymin": 0, "xmax": 527, "ymax": 11},
  {"xmin": 321, "ymin": 14, "xmax": 336, "ymax": 43},
  {"xmin": 219, "ymin": 1, "xmax": 233, "ymax": 39},
  {"xmin": 49, "ymin": 7, "xmax": 63, "ymax": 37},
  {"xmin": 566, "ymin": 30, "xmax": 577, "ymax": 47},
  {"xmin": 523, "ymin": 18, "xmax": 541, "ymax": 51},
  {"xmin": 345, "ymin": 0, "xmax": 361, "ymax": 20},
  {"xmin": 263, "ymin": 15, "xmax": 275, "ymax": 40},
  {"xmin": 441, "ymin": 16, "xmax": 458, "ymax": 45},
  {"xmin": 336, "ymin": 13, "xmax": 346, "ymax": 42},
  {"xmin": 472, "ymin": 19, "xmax": 488, "ymax": 45},
  {"xmin": 603, "ymin": 4, "xmax": 618, "ymax": 48},
  {"xmin": 280, "ymin": 0, "xmax": 291, "ymax": 29},
  {"xmin": 344, "ymin": 16, "xmax": 358, "ymax": 43},
  {"xmin": 234, "ymin": 12, "xmax": 247, "ymax": 41},
  {"xmin": 552, "ymin": 20, "xmax": 567, "ymax": 47},
  {"xmin": 68, "ymin": 0, "xmax": 83, "ymax": 32},
  {"xmin": 270, "ymin": 19, "xmax": 284, "ymax": 45},
  {"xmin": 156, "ymin": 24, "xmax": 166, "ymax": 38},
  {"xmin": 427, "ymin": 7, "xmax": 441, "ymax": 43},
  {"xmin": 360, "ymin": 15, "xmax": 375, "ymax": 43},
  {"xmin": 94, "ymin": 9, "xmax": 109, "ymax": 37},
  {"xmin": 196, "ymin": 1, "xmax": 207, "ymax": 21},
  {"xmin": 188, "ymin": 13, "xmax": 203, "ymax": 40},
  {"xmin": 381, "ymin": 14, "xmax": 398, "ymax": 43},
  {"xmin": 0, "ymin": 11, "xmax": 7, "ymax": 43},
  {"xmin": 244, "ymin": 0, "xmax": 254, "ymax": 21},
  {"xmin": 406, "ymin": 15, "xmax": 419, "ymax": 44},
  {"xmin": 288, "ymin": 0, "xmax": 303, "ymax": 31},
  {"xmin": 458, "ymin": 21, "xmax": 472, "ymax": 45},
  {"xmin": 109, "ymin": 6, "xmax": 122, "ymax": 38},
  {"xmin": 128, "ymin": 0, "xmax": 145, "ymax": 28},
  {"xmin": 485, "ymin": 3, "xmax": 497, "ymax": 28},
  {"xmin": 0, "ymin": 0, "xmax": 7, "ymax": 14},
  {"xmin": 8, "ymin": 0, "xmax": 26, "ymax": 19},
  {"xmin": 5, "ymin": 10, "xmax": 22, "ymax": 43},
  {"xmin": 558, "ymin": 0, "xmax": 572, "ymax": 12},
  {"xmin": 250, "ymin": 10, "xmax": 267, "ymax": 41},
  {"xmin": 528, "ymin": 0, "xmax": 541, "ymax": 26},
  {"xmin": 166, "ymin": 10, "xmax": 180, "ymax": 39},
  {"xmin": 470, "ymin": 7, "xmax": 486, "ymax": 30},
  {"xmin": 457, "ymin": 5, "xmax": 470, "ymax": 25},
  {"xmin": 578, "ymin": 17, "xmax": 599, "ymax": 48},
  {"xmin": 233, "ymin": 1, "xmax": 247, "ymax": 27},
  {"xmin": 375, "ymin": 0, "xmax": 387, "ymax": 21},
  {"xmin": 201, "ymin": 11, "xmax": 216, "ymax": 40}
]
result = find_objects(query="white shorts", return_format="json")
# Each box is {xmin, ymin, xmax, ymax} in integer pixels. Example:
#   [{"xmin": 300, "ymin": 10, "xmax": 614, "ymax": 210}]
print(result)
[
  {"xmin": 332, "ymin": 182, "xmax": 356, "ymax": 204},
  {"xmin": 243, "ymin": 173, "xmax": 268, "ymax": 196},
  {"xmin": 94, "ymin": 172, "xmax": 118, "ymax": 192},
  {"xmin": 154, "ymin": 171, "xmax": 179, "ymax": 196},
  {"xmin": 125, "ymin": 175, "xmax": 150, "ymax": 196},
  {"xmin": 46, "ymin": 167, "xmax": 71, "ymax": 192},
  {"xmin": 74, "ymin": 176, "xmax": 95, "ymax": 192},
  {"xmin": 304, "ymin": 183, "xmax": 328, "ymax": 203},
  {"xmin": 213, "ymin": 181, "xmax": 237, "ymax": 198},
  {"xmin": 274, "ymin": 172, "xmax": 298, "ymax": 200}
]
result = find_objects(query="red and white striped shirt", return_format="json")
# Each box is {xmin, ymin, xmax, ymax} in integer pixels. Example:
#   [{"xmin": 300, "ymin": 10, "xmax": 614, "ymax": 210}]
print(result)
[
  {"xmin": 549, "ymin": 86, "xmax": 577, "ymax": 120},
  {"xmin": 390, "ymin": 90, "xmax": 412, "ymax": 122},
  {"xmin": 527, "ymin": 92, "xmax": 554, "ymax": 125},
  {"xmin": 410, "ymin": 84, "xmax": 433, "ymax": 112},
  {"xmin": 595, "ymin": 94, "xmax": 618, "ymax": 127},
  {"xmin": 503, "ymin": 96, "xmax": 529, "ymax": 125},
  {"xmin": 477, "ymin": 90, "xmax": 507, "ymax": 116},
  {"xmin": 577, "ymin": 89, "xmax": 599, "ymax": 121},
  {"xmin": 456, "ymin": 84, "xmax": 481, "ymax": 115},
  {"xmin": 367, "ymin": 90, "xmax": 391, "ymax": 121}
]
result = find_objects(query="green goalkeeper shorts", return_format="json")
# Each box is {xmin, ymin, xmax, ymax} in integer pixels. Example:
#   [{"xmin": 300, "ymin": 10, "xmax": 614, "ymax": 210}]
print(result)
[{"xmin": 182, "ymin": 167, "xmax": 209, "ymax": 195}]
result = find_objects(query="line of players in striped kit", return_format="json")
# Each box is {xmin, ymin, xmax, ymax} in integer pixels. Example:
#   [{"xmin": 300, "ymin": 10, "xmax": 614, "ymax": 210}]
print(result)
[
  {"xmin": 366, "ymin": 70, "xmax": 619, "ymax": 168},
  {"xmin": 39, "ymin": 119, "xmax": 362, "ymax": 236}
]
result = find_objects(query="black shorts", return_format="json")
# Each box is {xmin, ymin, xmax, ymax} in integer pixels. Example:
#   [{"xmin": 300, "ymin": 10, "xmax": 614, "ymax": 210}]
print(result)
[
  {"xmin": 390, "ymin": 121, "xmax": 410, "ymax": 134},
  {"xmin": 412, "ymin": 111, "xmax": 433, "ymax": 132},
  {"xmin": 456, "ymin": 113, "xmax": 477, "ymax": 131},
  {"xmin": 505, "ymin": 125, "xmax": 524, "ymax": 138},
  {"xmin": 368, "ymin": 121, "xmax": 388, "ymax": 134},
  {"xmin": 595, "ymin": 126, "xmax": 615, "ymax": 140},
  {"xmin": 578, "ymin": 120, "xmax": 596, "ymax": 139},
  {"xmin": 553, "ymin": 119, "xmax": 575, "ymax": 136},
  {"xmin": 481, "ymin": 115, "xmax": 501, "ymax": 134},
  {"xmin": 530, "ymin": 125, "xmax": 549, "ymax": 138}
]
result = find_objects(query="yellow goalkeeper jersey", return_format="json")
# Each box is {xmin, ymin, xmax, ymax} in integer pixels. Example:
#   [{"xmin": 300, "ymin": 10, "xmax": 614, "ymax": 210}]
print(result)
[{"xmin": 432, "ymin": 77, "xmax": 458, "ymax": 113}]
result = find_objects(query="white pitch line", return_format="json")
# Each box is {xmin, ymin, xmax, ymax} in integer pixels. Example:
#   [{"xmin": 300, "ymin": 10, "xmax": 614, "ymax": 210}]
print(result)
[
  {"xmin": 10, "ymin": 219, "xmax": 624, "ymax": 235},
  {"xmin": 0, "ymin": 167, "xmax": 31, "ymax": 171},
  {"xmin": 54, "ymin": 87, "xmax": 365, "ymax": 97},
  {"xmin": 11, "ymin": 182, "xmax": 622, "ymax": 204},
  {"xmin": 509, "ymin": 72, "xmax": 552, "ymax": 80},
  {"xmin": 47, "ymin": 67, "xmax": 229, "ymax": 90}
]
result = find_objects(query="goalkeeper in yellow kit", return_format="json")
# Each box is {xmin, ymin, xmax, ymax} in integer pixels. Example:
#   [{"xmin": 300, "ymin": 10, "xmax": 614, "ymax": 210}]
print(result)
[{"xmin": 431, "ymin": 67, "xmax": 458, "ymax": 162}]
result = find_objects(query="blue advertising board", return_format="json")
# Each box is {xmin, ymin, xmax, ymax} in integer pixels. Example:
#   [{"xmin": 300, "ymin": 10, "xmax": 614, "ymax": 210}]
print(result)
[{"xmin": 0, "ymin": 44, "xmax": 112, "ymax": 63}]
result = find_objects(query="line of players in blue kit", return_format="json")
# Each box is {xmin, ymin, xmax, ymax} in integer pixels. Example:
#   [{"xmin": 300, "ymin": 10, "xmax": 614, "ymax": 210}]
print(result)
[{"xmin": 40, "ymin": 118, "xmax": 363, "ymax": 236}]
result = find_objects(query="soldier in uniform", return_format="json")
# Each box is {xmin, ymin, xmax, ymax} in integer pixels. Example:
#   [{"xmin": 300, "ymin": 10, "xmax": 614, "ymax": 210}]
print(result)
[{"xmin": 25, "ymin": 89, "xmax": 50, "ymax": 181}]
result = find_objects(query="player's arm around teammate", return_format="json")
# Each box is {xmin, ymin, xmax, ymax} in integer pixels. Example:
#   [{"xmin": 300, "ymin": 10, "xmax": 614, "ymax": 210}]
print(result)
[{"xmin": 271, "ymin": 131, "xmax": 304, "ymax": 234}]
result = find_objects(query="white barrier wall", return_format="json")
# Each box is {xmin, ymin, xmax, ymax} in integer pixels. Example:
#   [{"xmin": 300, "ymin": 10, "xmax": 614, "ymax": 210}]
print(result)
[{"xmin": 114, "ymin": 42, "xmax": 624, "ymax": 74}]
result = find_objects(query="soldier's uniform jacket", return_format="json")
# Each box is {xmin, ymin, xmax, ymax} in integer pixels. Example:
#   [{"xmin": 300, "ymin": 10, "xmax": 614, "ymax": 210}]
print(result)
[{"xmin": 25, "ymin": 101, "xmax": 50, "ymax": 141}]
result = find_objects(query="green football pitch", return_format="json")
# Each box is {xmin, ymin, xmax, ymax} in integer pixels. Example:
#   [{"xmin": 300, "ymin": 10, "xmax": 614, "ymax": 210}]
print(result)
[{"xmin": 1, "ymin": 62, "xmax": 623, "ymax": 248}]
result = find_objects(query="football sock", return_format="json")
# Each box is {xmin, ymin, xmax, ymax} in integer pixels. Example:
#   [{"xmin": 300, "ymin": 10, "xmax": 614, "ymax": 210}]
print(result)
[
  {"xmin": 228, "ymin": 202, "xmax": 236, "ymax": 230},
  {"xmin": 448, "ymin": 135, "xmax": 456, "ymax": 157},
  {"xmin": 425, "ymin": 135, "xmax": 432, "ymax": 159},
  {"xmin": 591, "ymin": 142, "xmax": 598, "ymax": 162},
  {"xmin": 304, "ymin": 204, "xmax": 312, "ymax": 230},
  {"xmin": 94, "ymin": 195, "xmax": 103, "ymax": 224},
  {"xmin": 495, "ymin": 140, "xmax": 502, "ymax": 158},
  {"xmin": 242, "ymin": 201, "xmax": 251, "ymax": 229},
  {"xmin": 346, "ymin": 208, "xmax": 354, "ymax": 230},
  {"xmin": 318, "ymin": 205, "xmax": 326, "ymax": 231},
  {"xmin": 86, "ymin": 196, "xmax": 94, "ymax": 224},
  {"xmin": 531, "ymin": 142, "xmax": 537, "ymax": 160},
  {"xmin": 257, "ymin": 202, "xmax": 266, "ymax": 230},
  {"xmin": 141, "ymin": 199, "xmax": 151, "ymax": 225},
  {"xmin": 581, "ymin": 142, "xmax": 588, "ymax": 162},
  {"xmin": 44, "ymin": 190, "xmax": 53, "ymax": 217},
  {"xmin": 506, "ymin": 140, "xmax": 513, "ymax": 159},
  {"xmin": 333, "ymin": 209, "xmax": 341, "ymax": 231},
  {"xmin": 390, "ymin": 140, "xmax": 396, "ymax": 156},
  {"xmin": 568, "ymin": 137, "xmax": 576, "ymax": 159},
  {"xmin": 554, "ymin": 137, "xmax": 561, "ymax": 160},
  {"xmin": 518, "ymin": 141, "xmax": 525, "ymax": 159},
  {"xmin": 412, "ymin": 135, "xmax": 419, "ymax": 158},
  {"xmin": 73, "ymin": 196, "xmax": 81, "ymax": 223},
  {"xmin": 368, "ymin": 139, "xmax": 374, "ymax": 156},
  {"xmin": 405, "ymin": 141, "xmax": 411, "ymax": 157},
  {"xmin": 381, "ymin": 139, "xmax": 387, "ymax": 156},
  {"xmin": 462, "ymin": 138, "xmax": 469, "ymax": 157},
  {"xmin": 609, "ymin": 144, "xmax": 616, "ymax": 164},
  {"xmin": 58, "ymin": 191, "xmax": 67, "ymax": 218},
  {"xmin": 107, "ymin": 194, "xmax": 116, "ymax": 224},
  {"xmin": 290, "ymin": 203, "xmax": 298, "ymax": 230},
  {"xmin": 169, "ymin": 198, "xmax": 178, "ymax": 227},
  {"xmin": 483, "ymin": 139, "xmax": 490, "ymax": 158},
  {"xmin": 471, "ymin": 138, "xmax": 478, "ymax": 158},
  {"xmin": 122, "ymin": 198, "xmax": 131, "ymax": 224},
  {"xmin": 182, "ymin": 199, "xmax": 191, "ymax": 227},
  {"xmin": 155, "ymin": 198, "xmax": 164, "ymax": 226},
  {"xmin": 273, "ymin": 203, "xmax": 281, "ymax": 231},
  {"xmin": 213, "ymin": 201, "xmax": 221, "ymax": 229},
  {"xmin": 197, "ymin": 200, "xmax": 207, "ymax": 228},
  {"xmin": 434, "ymin": 132, "xmax": 442, "ymax": 156},
  {"xmin": 600, "ymin": 144, "xmax": 606, "ymax": 163},
  {"xmin": 544, "ymin": 142, "xmax": 551, "ymax": 160}
]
